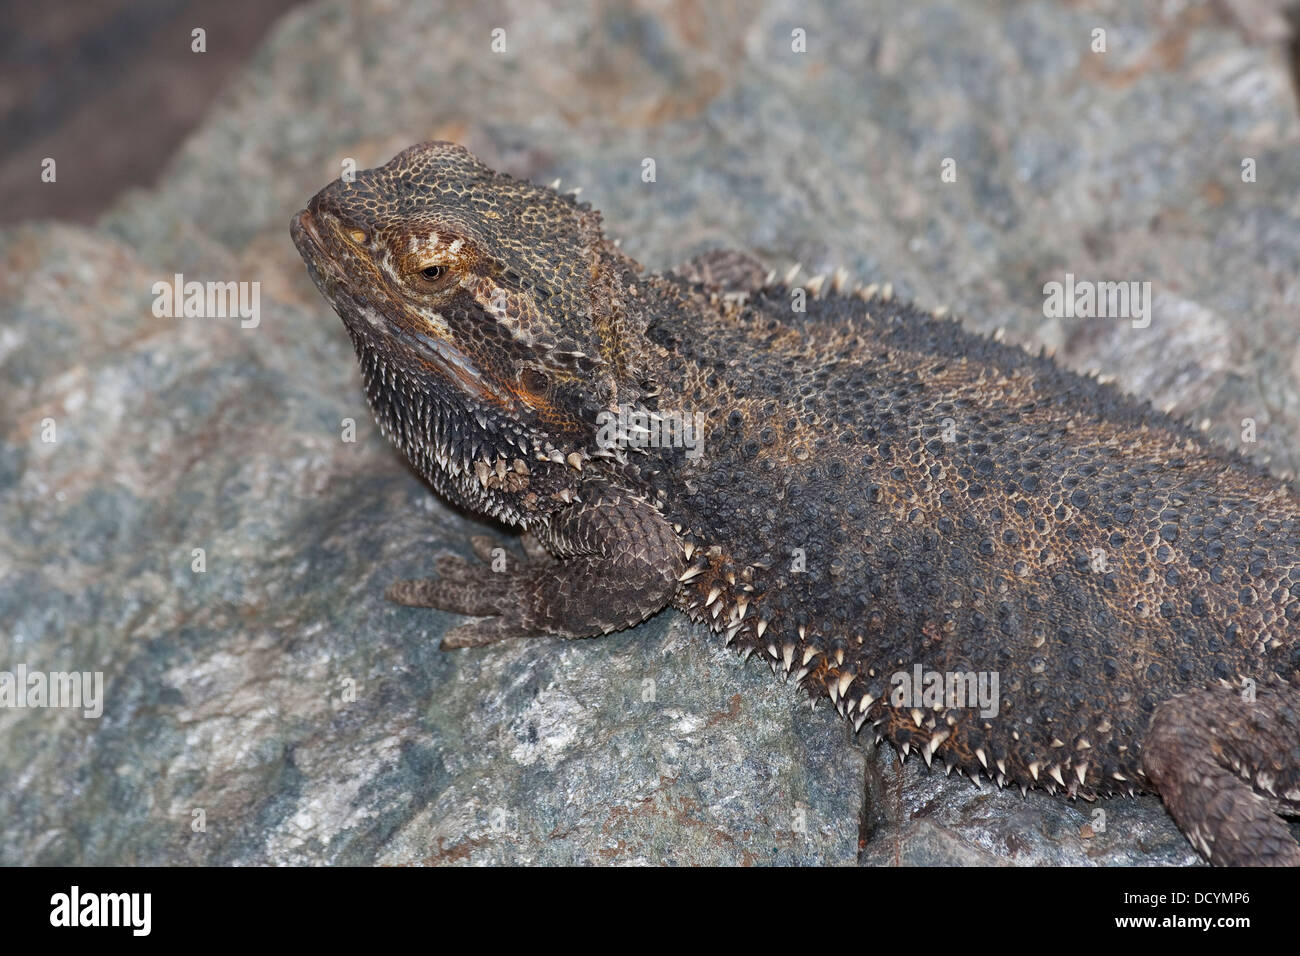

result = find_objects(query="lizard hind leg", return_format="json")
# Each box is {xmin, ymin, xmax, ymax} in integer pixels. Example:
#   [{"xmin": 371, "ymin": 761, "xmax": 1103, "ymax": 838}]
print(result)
[{"xmin": 1142, "ymin": 680, "xmax": 1300, "ymax": 866}]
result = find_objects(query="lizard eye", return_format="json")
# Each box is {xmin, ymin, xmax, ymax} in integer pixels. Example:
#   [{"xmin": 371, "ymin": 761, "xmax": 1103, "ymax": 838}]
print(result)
[{"xmin": 411, "ymin": 263, "xmax": 455, "ymax": 293}]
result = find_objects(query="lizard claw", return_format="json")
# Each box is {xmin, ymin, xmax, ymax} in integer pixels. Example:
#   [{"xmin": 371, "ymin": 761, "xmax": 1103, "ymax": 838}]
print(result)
[{"xmin": 440, "ymin": 616, "xmax": 531, "ymax": 649}]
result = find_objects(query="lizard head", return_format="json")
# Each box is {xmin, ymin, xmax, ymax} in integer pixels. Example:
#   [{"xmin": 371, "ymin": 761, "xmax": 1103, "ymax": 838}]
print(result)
[{"xmin": 291, "ymin": 142, "xmax": 647, "ymax": 513}]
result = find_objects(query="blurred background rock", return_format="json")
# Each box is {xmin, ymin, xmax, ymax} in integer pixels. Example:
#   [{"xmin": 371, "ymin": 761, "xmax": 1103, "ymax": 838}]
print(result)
[{"xmin": 0, "ymin": 0, "xmax": 306, "ymax": 223}]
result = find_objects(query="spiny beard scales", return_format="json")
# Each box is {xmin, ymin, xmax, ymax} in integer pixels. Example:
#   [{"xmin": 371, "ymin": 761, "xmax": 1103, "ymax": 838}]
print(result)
[{"xmin": 351, "ymin": 338, "xmax": 538, "ymax": 527}]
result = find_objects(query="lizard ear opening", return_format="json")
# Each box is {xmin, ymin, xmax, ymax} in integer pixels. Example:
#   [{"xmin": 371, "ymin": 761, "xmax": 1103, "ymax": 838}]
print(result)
[{"xmin": 518, "ymin": 366, "xmax": 549, "ymax": 394}]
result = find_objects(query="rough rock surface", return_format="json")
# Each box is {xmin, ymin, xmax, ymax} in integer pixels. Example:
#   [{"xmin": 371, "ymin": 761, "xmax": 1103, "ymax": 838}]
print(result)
[{"xmin": 2, "ymin": 0, "xmax": 1298, "ymax": 865}]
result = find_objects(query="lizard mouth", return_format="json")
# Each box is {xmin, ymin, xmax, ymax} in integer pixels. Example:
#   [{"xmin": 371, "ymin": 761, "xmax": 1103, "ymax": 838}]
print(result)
[{"xmin": 290, "ymin": 209, "xmax": 344, "ymax": 285}]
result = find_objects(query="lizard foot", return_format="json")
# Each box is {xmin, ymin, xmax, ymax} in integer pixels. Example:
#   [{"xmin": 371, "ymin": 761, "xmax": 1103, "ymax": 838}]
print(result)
[
  {"xmin": 386, "ymin": 534, "xmax": 554, "ymax": 609},
  {"xmin": 384, "ymin": 489, "xmax": 683, "ymax": 650},
  {"xmin": 386, "ymin": 562, "xmax": 542, "ymax": 648}
]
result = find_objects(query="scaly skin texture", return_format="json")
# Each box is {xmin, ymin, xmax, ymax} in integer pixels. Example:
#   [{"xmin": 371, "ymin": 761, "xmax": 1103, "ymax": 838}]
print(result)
[{"xmin": 292, "ymin": 142, "xmax": 1300, "ymax": 866}]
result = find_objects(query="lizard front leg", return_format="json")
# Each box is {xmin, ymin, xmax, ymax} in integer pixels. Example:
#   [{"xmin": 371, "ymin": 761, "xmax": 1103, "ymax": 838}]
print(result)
[{"xmin": 386, "ymin": 488, "xmax": 684, "ymax": 649}]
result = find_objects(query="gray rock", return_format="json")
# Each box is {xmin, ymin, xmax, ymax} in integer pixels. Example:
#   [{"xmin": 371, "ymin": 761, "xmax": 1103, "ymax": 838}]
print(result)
[{"xmin": 3, "ymin": 0, "xmax": 1297, "ymax": 865}]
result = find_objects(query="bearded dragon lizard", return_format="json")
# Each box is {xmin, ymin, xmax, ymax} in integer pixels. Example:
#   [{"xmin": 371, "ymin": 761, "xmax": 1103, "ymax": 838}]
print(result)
[{"xmin": 291, "ymin": 142, "xmax": 1300, "ymax": 866}]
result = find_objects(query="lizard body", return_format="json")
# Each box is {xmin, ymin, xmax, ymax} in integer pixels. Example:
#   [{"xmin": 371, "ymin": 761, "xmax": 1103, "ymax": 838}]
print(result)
[{"xmin": 292, "ymin": 142, "xmax": 1300, "ymax": 865}]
